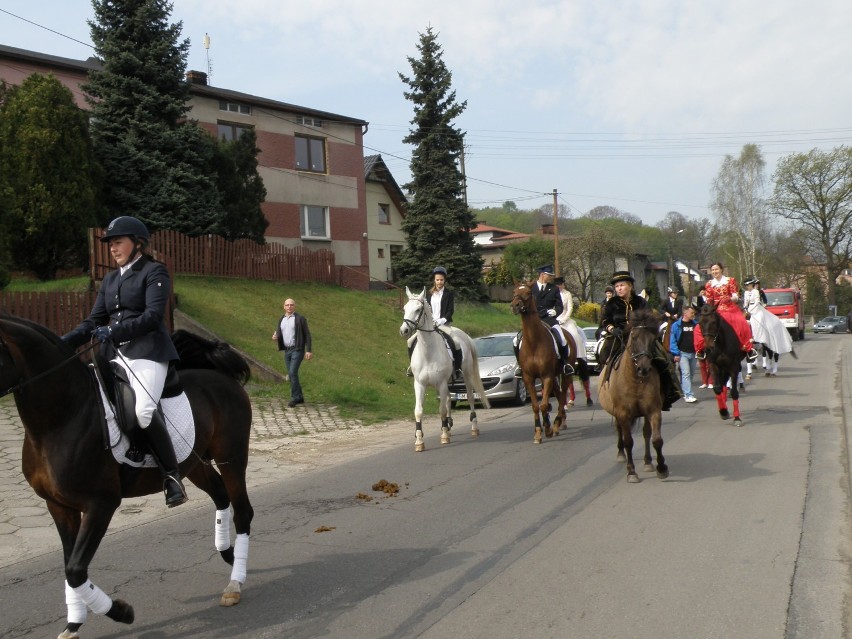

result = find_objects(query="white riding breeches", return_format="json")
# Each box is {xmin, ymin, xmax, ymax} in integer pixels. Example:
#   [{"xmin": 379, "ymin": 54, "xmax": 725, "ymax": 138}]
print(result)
[{"xmin": 113, "ymin": 356, "xmax": 168, "ymax": 428}]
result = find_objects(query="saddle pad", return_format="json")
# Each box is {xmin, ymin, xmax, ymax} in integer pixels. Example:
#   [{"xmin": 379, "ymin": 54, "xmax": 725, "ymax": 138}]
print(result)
[
  {"xmin": 517, "ymin": 323, "xmax": 560, "ymax": 356},
  {"xmin": 96, "ymin": 383, "xmax": 196, "ymax": 468}
]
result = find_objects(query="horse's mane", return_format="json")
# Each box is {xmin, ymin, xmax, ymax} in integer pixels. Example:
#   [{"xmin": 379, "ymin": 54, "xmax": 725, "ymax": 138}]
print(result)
[
  {"xmin": 627, "ymin": 307, "xmax": 660, "ymax": 331},
  {"xmin": 0, "ymin": 314, "xmax": 71, "ymax": 349},
  {"xmin": 171, "ymin": 329, "xmax": 251, "ymax": 385}
]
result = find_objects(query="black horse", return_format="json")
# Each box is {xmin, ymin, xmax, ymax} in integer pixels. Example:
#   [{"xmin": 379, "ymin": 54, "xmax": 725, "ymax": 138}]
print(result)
[
  {"xmin": 0, "ymin": 315, "xmax": 254, "ymax": 638},
  {"xmin": 698, "ymin": 302, "xmax": 746, "ymax": 426}
]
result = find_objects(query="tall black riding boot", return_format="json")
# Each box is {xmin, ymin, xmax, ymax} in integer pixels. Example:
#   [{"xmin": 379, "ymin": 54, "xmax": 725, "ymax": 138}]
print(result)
[{"xmin": 143, "ymin": 411, "xmax": 188, "ymax": 508}]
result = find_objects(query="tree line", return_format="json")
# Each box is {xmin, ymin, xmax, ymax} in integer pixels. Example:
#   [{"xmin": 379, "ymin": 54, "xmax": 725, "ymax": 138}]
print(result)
[{"xmin": 475, "ymin": 143, "xmax": 852, "ymax": 317}]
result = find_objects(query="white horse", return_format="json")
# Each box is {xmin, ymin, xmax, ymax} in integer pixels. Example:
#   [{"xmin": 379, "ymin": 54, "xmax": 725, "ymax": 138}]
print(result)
[{"xmin": 399, "ymin": 287, "xmax": 490, "ymax": 452}]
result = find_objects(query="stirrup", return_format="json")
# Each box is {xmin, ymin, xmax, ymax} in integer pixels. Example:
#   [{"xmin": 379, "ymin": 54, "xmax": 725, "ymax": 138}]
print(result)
[
  {"xmin": 514, "ymin": 367, "xmax": 523, "ymax": 378},
  {"xmin": 406, "ymin": 366, "xmax": 413, "ymax": 377},
  {"xmin": 746, "ymin": 349, "xmax": 758, "ymax": 363},
  {"xmin": 695, "ymin": 351, "xmax": 706, "ymax": 360},
  {"xmin": 562, "ymin": 363, "xmax": 575, "ymax": 375},
  {"xmin": 164, "ymin": 474, "xmax": 188, "ymax": 508}
]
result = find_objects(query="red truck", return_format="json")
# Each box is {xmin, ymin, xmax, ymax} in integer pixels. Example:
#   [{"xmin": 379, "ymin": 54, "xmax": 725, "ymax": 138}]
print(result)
[{"xmin": 763, "ymin": 288, "xmax": 805, "ymax": 341}]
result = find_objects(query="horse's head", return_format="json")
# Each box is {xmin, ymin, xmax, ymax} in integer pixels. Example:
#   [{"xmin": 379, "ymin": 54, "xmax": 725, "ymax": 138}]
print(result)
[
  {"xmin": 625, "ymin": 308, "xmax": 660, "ymax": 379},
  {"xmin": 399, "ymin": 286, "xmax": 433, "ymax": 337},
  {"xmin": 510, "ymin": 281, "xmax": 537, "ymax": 316}
]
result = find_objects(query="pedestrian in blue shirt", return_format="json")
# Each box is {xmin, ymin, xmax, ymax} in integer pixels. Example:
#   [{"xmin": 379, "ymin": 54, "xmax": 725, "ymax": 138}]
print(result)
[{"xmin": 670, "ymin": 305, "xmax": 698, "ymax": 403}]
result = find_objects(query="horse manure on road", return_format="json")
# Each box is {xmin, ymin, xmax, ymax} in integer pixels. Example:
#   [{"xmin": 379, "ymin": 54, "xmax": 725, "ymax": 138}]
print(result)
[{"xmin": 371, "ymin": 479, "xmax": 400, "ymax": 496}]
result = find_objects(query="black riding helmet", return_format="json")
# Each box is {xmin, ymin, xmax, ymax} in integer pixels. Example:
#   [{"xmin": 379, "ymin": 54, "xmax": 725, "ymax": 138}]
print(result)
[{"xmin": 100, "ymin": 216, "xmax": 150, "ymax": 243}]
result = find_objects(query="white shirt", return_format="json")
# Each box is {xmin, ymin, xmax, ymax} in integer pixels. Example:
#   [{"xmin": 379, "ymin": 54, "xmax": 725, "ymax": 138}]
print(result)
[
  {"xmin": 431, "ymin": 289, "xmax": 444, "ymax": 321},
  {"xmin": 279, "ymin": 314, "xmax": 296, "ymax": 348}
]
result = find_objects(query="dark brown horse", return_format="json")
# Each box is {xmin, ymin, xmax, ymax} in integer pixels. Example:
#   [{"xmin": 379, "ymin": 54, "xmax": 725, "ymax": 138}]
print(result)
[
  {"xmin": 597, "ymin": 308, "xmax": 669, "ymax": 482},
  {"xmin": 510, "ymin": 282, "xmax": 571, "ymax": 443},
  {"xmin": 0, "ymin": 315, "xmax": 254, "ymax": 638},
  {"xmin": 698, "ymin": 301, "xmax": 745, "ymax": 426}
]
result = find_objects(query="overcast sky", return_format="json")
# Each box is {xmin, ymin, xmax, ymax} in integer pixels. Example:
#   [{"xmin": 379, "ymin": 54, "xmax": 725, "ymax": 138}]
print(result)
[{"xmin": 2, "ymin": 0, "xmax": 852, "ymax": 226}]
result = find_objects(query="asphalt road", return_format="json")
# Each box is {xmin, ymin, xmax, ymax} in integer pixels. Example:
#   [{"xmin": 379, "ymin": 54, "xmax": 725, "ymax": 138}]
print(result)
[{"xmin": 1, "ymin": 334, "xmax": 850, "ymax": 638}]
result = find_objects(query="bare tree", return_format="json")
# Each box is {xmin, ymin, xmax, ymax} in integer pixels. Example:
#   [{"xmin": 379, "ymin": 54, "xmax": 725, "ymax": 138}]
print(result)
[
  {"xmin": 585, "ymin": 205, "xmax": 643, "ymax": 225},
  {"xmin": 710, "ymin": 144, "xmax": 773, "ymax": 277},
  {"xmin": 559, "ymin": 228, "xmax": 633, "ymax": 301},
  {"xmin": 770, "ymin": 146, "xmax": 852, "ymax": 306}
]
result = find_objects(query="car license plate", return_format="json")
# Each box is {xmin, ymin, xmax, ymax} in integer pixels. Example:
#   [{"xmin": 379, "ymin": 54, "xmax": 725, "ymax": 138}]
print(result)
[{"xmin": 455, "ymin": 393, "xmax": 467, "ymax": 400}]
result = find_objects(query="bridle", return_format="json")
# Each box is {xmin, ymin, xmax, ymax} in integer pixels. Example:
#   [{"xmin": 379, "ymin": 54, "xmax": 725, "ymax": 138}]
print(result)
[
  {"xmin": 625, "ymin": 322, "xmax": 655, "ymax": 372},
  {"xmin": 510, "ymin": 288, "xmax": 533, "ymax": 315},
  {"xmin": 402, "ymin": 298, "xmax": 439, "ymax": 334}
]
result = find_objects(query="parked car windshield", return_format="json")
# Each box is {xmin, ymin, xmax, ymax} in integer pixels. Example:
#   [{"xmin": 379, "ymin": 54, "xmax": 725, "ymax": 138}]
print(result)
[{"xmin": 474, "ymin": 335, "xmax": 515, "ymax": 357}]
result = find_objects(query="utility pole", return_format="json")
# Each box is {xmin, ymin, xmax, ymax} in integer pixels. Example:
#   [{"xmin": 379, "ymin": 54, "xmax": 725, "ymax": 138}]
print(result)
[{"xmin": 552, "ymin": 189, "xmax": 559, "ymax": 275}]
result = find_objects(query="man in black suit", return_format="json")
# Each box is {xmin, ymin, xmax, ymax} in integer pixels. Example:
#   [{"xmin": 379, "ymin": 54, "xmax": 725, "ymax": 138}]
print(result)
[{"xmin": 531, "ymin": 264, "xmax": 572, "ymax": 374}]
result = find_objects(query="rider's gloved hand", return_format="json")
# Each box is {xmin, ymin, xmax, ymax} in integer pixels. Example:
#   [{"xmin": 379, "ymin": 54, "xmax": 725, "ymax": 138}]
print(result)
[
  {"xmin": 612, "ymin": 327, "xmax": 624, "ymax": 339},
  {"xmin": 546, "ymin": 309, "xmax": 557, "ymax": 317},
  {"xmin": 91, "ymin": 326, "xmax": 113, "ymax": 343}
]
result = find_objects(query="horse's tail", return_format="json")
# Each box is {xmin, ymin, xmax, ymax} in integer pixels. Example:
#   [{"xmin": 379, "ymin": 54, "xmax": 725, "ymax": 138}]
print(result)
[{"xmin": 171, "ymin": 330, "xmax": 251, "ymax": 385}]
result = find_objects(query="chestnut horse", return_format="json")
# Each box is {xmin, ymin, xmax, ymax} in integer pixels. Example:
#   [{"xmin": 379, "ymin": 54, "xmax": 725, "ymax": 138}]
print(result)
[
  {"xmin": 510, "ymin": 283, "xmax": 572, "ymax": 444},
  {"xmin": 597, "ymin": 308, "xmax": 669, "ymax": 482},
  {"xmin": 698, "ymin": 301, "xmax": 746, "ymax": 426},
  {"xmin": 0, "ymin": 315, "xmax": 254, "ymax": 638}
]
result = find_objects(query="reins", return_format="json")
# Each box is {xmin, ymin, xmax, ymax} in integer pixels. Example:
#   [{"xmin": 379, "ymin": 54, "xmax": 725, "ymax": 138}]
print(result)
[
  {"xmin": 0, "ymin": 336, "xmax": 99, "ymax": 398},
  {"xmin": 403, "ymin": 299, "xmax": 440, "ymax": 333}
]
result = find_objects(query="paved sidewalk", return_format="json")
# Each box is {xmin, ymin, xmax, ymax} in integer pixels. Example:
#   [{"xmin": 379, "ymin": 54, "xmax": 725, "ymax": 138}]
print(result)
[{"xmin": 0, "ymin": 396, "xmax": 365, "ymax": 569}]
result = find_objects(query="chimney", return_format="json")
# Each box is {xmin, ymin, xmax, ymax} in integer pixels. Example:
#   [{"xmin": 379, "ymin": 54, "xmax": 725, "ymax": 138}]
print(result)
[{"xmin": 185, "ymin": 70, "xmax": 208, "ymax": 85}]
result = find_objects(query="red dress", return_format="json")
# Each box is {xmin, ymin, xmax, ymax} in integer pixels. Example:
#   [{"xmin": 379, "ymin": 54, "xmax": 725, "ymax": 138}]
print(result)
[{"xmin": 695, "ymin": 276, "xmax": 753, "ymax": 352}]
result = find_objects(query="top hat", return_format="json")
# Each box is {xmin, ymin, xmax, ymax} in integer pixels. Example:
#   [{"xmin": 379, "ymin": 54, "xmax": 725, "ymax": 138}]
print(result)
[
  {"xmin": 610, "ymin": 270, "xmax": 635, "ymax": 285},
  {"xmin": 743, "ymin": 275, "xmax": 759, "ymax": 286},
  {"xmin": 553, "ymin": 276, "xmax": 565, "ymax": 285}
]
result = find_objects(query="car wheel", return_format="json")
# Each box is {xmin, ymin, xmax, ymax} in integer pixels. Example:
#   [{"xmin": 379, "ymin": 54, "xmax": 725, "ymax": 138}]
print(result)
[{"xmin": 514, "ymin": 379, "xmax": 529, "ymax": 406}]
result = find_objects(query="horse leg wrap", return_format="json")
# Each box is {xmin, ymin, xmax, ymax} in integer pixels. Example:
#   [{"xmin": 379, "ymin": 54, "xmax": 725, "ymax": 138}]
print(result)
[
  {"xmin": 215, "ymin": 508, "xmax": 232, "ymax": 551},
  {"xmin": 65, "ymin": 580, "xmax": 88, "ymax": 624},
  {"xmin": 230, "ymin": 533, "xmax": 249, "ymax": 584},
  {"xmin": 72, "ymin": 579, "xmax": 112, "ymax": 615}
]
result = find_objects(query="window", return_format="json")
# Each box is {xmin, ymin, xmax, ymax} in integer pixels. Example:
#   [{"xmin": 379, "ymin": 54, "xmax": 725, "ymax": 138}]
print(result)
[
  {"xmin": 378, "ymin": 248, "xmax": 385, "ymax": 258},
  {"xmin": 295, "ymin": 135, "xmax": 326, "ymax": 173},
  {"xmin": 219, "ymin": 100, "xmax": 251, "ymax": 115},
  {"xmin": 300, "ymin": 205, "xmax": 329, "ymax": 239},
  {"xmin": 378, "ymin": 203, "xmax": 390, "ymax": 225},
  {"xmin": 217, "ymin": 122, "xmax": 252, "ymax": 142},
  {"xmin": 296, "ymin": 116, "xmax": 323, "ymax": 128}
]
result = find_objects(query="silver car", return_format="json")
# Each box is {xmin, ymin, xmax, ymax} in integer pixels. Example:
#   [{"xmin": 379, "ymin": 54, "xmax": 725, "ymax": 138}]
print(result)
[
  {"xmin": 582, "ymin": 326, "xmax": 601, "ymax": 373},
  {"xmin": 449, "ymin": 332, "xmax": 534, "ymax": 406}
]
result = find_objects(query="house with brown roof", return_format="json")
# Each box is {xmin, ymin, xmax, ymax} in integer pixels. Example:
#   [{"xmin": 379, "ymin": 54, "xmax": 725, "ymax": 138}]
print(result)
[
  {"xmin": 0, "ymin": 44, "xmax": 379, "ymax": 289},
  {"xmin": 364, "ymin": 155, "xmax": 407, "ymax": 289}
]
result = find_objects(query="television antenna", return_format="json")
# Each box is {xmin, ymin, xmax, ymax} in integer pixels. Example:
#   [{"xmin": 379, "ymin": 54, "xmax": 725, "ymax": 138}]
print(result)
[{"xmin": 203, "ymin": 33, "xmax": 213, "ymax": 83}]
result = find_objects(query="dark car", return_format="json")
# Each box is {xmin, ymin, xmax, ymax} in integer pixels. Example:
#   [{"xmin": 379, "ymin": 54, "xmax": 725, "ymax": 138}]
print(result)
[
  {"xmin": 449, "ymin": 332, "xmax": 539, "ymax": 406},
  {"xmin": 813, "ymin": 316, "xmax": 848, "ymax": 334}
]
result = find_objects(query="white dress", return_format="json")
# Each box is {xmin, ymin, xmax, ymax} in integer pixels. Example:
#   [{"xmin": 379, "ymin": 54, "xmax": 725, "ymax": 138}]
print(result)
[
  {"xmin": 743, "ymin": 288, "xmax": 793, "ymax": 354},
  {"xmin": 557, "ymin": 290, "xmax": 587, "ymax": 356}
]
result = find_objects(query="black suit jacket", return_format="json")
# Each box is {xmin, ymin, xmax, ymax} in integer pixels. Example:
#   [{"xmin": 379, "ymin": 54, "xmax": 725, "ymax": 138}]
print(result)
[
  {"xmin": 432, "ymin": 289, "xmax": 455, "ymax": 324},
  {"xmin": 533, "ymin": 281, "xmax": 563, "ymax": 327},
  {"xmin": 64, "ymin": 254, "xmax": 179, "ymax": 361}
]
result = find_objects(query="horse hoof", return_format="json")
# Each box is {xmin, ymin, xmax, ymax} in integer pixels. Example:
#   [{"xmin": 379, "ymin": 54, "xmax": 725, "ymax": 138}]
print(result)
[
  {"xmin": 616, "ymin": 452, "xmax": 627, "ymax": 462},
  {"xmin": 415, "ymin": 442, "xmax": 425, "ymax": 452},
  {"xmin": 643, "ymin": 463, "xmax": 654, "ymax": 472},
  {"xmin": 440, "ymin": 429, "xmax": 451, "ymax": 445},
  {"xmin": 534, "ymin": 427, "xmax": 543, "ymax": 444},
  {"xmin": 733, "ymin": 418, "xmax": 744, "ymax": 427},
  {"xmin": 470, "ymin": 427, "xmax": 480, "ymax": 438},
  {"xmin": 567, "ymin": 399, "xmax": 574, "ymax": 407},
  {"xmin": 58, "ymin": 629, "xmax": 80, "ymax": 639},
  {"xmin": 657, "ymin": 469, "xmax": 670, "ymax": 479},
  {"xmin": 415, "ymin": 431, "xmax": 425, "ymax": 452},
  {"xmin": 220, "ymin": 580, "xmax": 243, "ymax": 607},
  {"xmin": 720, "ymin": 409, "xmax": 730, "ymax": 420},
  {"xmin": 586, "ymin": 398, "xmax": 594, "ymax": 406},
  {"xmin": 545, "ymin": 426, "xmax": 554, "ymax": 438},
  {"xmin": 627, "ymin": 474, "xmax": 640, "ymax": 483}
]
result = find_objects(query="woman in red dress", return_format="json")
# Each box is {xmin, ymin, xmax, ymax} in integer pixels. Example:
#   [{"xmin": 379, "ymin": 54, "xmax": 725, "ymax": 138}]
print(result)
[{"xmin": 695, "ymin": 261, "xmax": 758, "ymax": 362}]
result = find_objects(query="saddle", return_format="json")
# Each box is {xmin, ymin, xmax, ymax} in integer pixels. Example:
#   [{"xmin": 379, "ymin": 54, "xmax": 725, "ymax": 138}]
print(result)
[
  {"xmin": 92, "ymin": 351, "xmax": 183, "ymax": 437},
  {"xmin": 436, "ymin": 327, "xmax": 463, "ymax": 377}
]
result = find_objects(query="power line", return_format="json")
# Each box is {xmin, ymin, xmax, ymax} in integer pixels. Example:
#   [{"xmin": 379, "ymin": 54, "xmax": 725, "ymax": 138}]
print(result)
[{"xmin": 0, "ymin": 8, "xmax": 93, "ymax": 50}]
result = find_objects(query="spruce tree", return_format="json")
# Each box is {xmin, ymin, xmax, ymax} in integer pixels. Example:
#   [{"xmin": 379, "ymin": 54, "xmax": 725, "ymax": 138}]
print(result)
[
  {"xmin": 84, "ymin": 0, "xmax": 222, "ymax": 233},
  {"xmin": 0, "ymin": 74, "xmax": 100, "ymax": 279},
  {"xmin": 211, "ymin": 129, "xmax": 269, "ymax": 242},
  {"xmin": 396, "ymin": 27, "xmax": 487, "ymax": 302}
]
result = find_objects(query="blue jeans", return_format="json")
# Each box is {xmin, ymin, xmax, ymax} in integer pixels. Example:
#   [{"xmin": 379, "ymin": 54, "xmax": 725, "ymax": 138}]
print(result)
[
  {"xmin": 678, "ymin": 352, "xmax": 696, "ymax": 397},
  {"xmin": 284, "ymin": 348, "xmax": 306, "ymax": 402}
]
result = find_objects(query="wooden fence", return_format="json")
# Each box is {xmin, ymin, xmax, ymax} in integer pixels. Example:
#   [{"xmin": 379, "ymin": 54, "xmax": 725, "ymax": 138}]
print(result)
[
  {"xmin": 90, "ymin": 229, "xmax": 338, "ymax": 284},
  {"xmin": 0, "ymin": 290, "xmax": 99, "ymax": 335}
]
